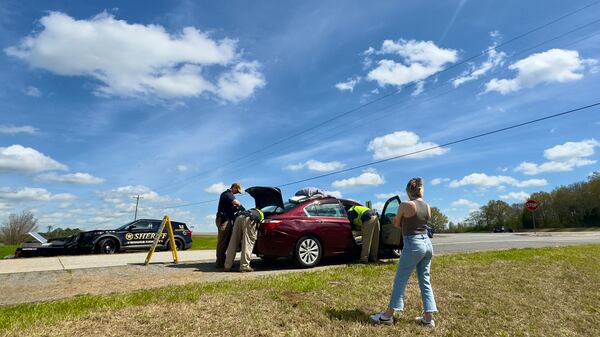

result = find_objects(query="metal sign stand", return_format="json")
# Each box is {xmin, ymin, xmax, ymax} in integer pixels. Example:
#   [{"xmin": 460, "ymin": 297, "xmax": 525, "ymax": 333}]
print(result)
[{"xmin": 144, "ymin": 215, "xmax": 179, "ymax": 265}]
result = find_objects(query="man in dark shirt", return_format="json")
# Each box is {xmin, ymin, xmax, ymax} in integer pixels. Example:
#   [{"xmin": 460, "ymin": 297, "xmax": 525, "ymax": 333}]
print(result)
[{"xmin": 215, "ymin": 182, "xmax": 242, "ymax": 268}]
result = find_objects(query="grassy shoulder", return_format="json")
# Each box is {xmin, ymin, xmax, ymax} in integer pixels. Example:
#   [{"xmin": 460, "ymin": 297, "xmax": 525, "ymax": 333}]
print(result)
[
  {"xmin": 0, "ymin": 244, "xmax": 18, "ymax": 258},
  {"xmin": 189, "ymin": 234, "xmax": 217, "ymax": 250},
  {"xmin": 1, "ymin": 245, "xmax": 599, "ymax": 337}
]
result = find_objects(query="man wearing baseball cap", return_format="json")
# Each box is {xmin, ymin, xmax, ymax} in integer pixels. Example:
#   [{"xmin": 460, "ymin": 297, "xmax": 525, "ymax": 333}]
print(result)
[{"xmin": 215, "ymin": 182, "xmax": 243, "ymax": 268}]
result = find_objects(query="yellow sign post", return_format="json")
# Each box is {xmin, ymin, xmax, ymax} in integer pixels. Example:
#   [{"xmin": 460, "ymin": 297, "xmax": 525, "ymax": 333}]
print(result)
[{"xmin": 144, "ymin": 215, "xmax": 179, "ymax": 265}]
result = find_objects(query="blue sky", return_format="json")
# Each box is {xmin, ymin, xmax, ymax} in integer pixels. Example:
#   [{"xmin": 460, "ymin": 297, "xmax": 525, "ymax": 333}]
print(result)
[{"xmin": 1, "ymin": 0, "xmax": 599, "ymax": 232}]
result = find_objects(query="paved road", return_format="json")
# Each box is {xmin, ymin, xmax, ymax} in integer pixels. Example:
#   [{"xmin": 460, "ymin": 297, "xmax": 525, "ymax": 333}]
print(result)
[{"xmin": 1, "ymin": 232, "xmax": 599, "ymax": 274}]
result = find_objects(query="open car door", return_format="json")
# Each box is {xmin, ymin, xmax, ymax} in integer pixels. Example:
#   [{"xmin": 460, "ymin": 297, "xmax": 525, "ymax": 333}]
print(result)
[{"xmin": 380, "ymin": 195, "xmax": 402, "ymax": 249}]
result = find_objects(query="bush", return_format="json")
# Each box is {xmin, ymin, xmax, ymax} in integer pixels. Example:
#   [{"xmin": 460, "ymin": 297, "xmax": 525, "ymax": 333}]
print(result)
[{"xmin": 0, "ymin": 211, "xmax": 38, "ymax": 244}]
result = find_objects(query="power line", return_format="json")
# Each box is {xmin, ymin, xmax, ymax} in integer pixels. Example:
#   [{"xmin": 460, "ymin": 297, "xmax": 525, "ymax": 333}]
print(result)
[
  {"xmin": 152, "ymin": 0, "xmax": 600, "ymax": 195},
  {"xmin": 160, "ymin": 100, "xmax": 600, "ymax": 208}
]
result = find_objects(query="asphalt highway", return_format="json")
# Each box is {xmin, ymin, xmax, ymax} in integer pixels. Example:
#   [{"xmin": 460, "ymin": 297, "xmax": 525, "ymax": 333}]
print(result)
[{"xmin": 1, "ymin": 232, "xmax": 599, "ymax": 274}]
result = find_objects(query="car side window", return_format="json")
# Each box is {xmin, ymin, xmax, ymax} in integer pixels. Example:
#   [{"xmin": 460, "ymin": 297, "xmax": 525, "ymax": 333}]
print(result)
[
  {"xmin": 317, "ymin": 203, "xmax": 346, "ymax": 217},
  {"xmin": 133, "ymin": 221, "xmax": 153, "ymax": 231},
  {"xmin": 305, "ymin": 204, "xmax": 319, "ymax": 216}
]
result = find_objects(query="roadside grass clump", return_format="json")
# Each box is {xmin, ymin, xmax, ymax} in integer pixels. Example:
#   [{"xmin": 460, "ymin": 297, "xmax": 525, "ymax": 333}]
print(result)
[
  {"xmin": 1, "ymin": 245, "xmax": 599, "ymax": 337},
  {"xmin": 190, "ymin": 235, "xmax": 217, "ymax": 250}
]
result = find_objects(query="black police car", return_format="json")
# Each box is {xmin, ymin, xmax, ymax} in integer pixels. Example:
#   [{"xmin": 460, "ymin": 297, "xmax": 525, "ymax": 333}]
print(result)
[{"xmin": 15, "ymin": 219, "xmax": 193, "ymax": 257}]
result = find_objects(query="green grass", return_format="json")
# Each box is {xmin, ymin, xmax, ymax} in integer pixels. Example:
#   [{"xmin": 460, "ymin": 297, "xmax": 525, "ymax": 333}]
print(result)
[
  {"xmin": 189, "ymin": 234, "xmax": 217, "ymax": 250},
  {"xmin": 2, "ymin": 245, "xmax": 599, "ymax": 336},
  {"xmin": 0, "ymin": 244, "xmax": 18, "ymax": 258}
]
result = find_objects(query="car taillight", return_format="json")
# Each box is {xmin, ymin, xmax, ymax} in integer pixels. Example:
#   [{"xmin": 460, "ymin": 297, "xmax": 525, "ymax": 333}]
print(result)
[
  {"xmin": 184, "ymin": 230, "xmax": 192, "ymax": 236},
  {"xmin": 262, "ymin": 219, "xmax": 282, "ymax": 231}
]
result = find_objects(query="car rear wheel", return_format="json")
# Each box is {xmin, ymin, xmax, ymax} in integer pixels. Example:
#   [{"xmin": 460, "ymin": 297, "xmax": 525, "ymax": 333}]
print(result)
[
  {"xmin": 96, "ymin": 238, "xmax": 118, "ymax": 254},
  {"xmin": 167, "ymin": 239, "xmax": 185, "ymax": 251},
  {"xmin": 294, "ymin": 235, "xmax": 322, "ymax": 268}
]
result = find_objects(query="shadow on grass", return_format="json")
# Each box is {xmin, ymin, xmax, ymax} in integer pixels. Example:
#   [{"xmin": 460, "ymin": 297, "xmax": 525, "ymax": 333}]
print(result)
[{"xmin": 326, "ymin": 308, "xmax": 372, "ymax": 323}]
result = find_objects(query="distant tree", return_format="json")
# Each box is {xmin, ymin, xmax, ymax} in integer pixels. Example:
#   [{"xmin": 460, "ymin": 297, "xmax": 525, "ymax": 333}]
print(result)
[
  {"xmin": 429, "ymin": 207, "xmax": 449, "ymax": 233},
  {"xmin": 0, "ymin": 211, "xmax": 38, "ymax": 244}
]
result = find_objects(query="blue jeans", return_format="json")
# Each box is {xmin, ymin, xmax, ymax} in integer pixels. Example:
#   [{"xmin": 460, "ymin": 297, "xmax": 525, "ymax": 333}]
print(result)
[{"xmin": 388, "ymin": 234, "xmax": 437, "ymax": 313}]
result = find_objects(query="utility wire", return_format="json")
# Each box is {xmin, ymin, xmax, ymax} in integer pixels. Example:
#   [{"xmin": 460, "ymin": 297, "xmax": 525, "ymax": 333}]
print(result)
[
  {"xmin": 152, "ymin": 0, "xmax": 600, "ymax": 195},
  {"xmin": 161, "ymin": 100, "xmax": 600, "ymax": 208}
]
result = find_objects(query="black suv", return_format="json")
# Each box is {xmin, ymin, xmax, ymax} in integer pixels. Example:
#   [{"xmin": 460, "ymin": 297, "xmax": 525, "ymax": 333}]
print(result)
[{"xmin": 15, "ymin": 219, "xmax": 193, "ymax": 257}]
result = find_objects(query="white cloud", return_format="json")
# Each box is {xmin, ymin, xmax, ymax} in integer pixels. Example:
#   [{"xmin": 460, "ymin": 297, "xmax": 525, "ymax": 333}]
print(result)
[
  {"xmin": 453, "ymin": 42, "xmax": 506, "ymax": 87},
  {"xmin": 515, "ymin": 139, "xmax": 599, "ymax": 175},
  {"xmin": 204, "ymin": 182, "xmax": 228, "ymax": 194},
  {"xmin": 366, "ymin": 39, "xmax": 458, "ymax": 87},
  {"xmin": 372, "ymin": 201, "xmax": 386, "ymax": 212},
  {"xmin": 332, "ymin": 169, "xmax": 385, "ymax": 188},
  {"xmin": 286, "ymin": 160, "xmax": 345, "ymax": 172},
  {"xmin": 367, "ymin": 131, "xmax": 448, "ymax": 160},
  {"xmin": 0, "ymin": 187, "xmax": 76, "ymax": 202},
  {"xmin": 0, "ymin": 125, "xmax": 39, "ymax": 135},
  {"xmin": 411, "ymin": 81, "xmax": 425, "ymax": 96},
  {"xmin": 335, "ymin": 76, "xmax": 361, "ymax": 92},
  {"xmin": 375, "ymin": 192, "xmax": 399, "ymax": 199},
  {"xmin": 430, "ymin": 178, "xmax": 450, "ymax": 186},
  {"xmin": 500, "ymin": 191, "xmax": 530, "ymax": 202},
  {"xmin": 484, "ymin": 49, "xmax": 597, "ymax": 94},
  {"xmin": 0, "ymin": 144, "xmax": 67, "ymax": 172},
  {"xmin": 24, "ymin": 86, "xmax": 42, "ymax": 97},
  {"xmin": 216, "ymin": 61, "xmax": 266, "ymax": 102},
  {"xmin": 325, "ymin": 190, "xmax": 343, "ymax": 198},
  {"xmin": 451, "ymin": 198, "xmax": 480, "ymax": 211},
  {"xmin": 35, "ymin": 172, "xmax": 105, "ymax": 185},
  {"xmin": 177, "ymin": 165, "xmax": 189, "ymax": 172},
  {"xmin": 101, "ymin": 185, "xmax": 167, "ymax": 203},
  {"xmin": 544, "ymin": 139, "xmax": 598, "ymax": 161},
  {"xmin": 449, "ymin": 173, "xmax": 547, "ymax": 188},
  {"xmin": 5, "ymin": 11, "xmax": 265, "ymax": 102},
  {"xmin": 514, "ymin": 179, "xmax": 547, "ymax": 187}
]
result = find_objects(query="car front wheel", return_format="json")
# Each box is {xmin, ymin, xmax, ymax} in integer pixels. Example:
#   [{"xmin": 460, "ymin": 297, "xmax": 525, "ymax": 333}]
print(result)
[
  {"xmin": 96, "ymin": 238, "xmax": 118, "ymax": 254},
  {"xmin": 294, "ymin": 235, "xmax": 322, "ymax": 268}
]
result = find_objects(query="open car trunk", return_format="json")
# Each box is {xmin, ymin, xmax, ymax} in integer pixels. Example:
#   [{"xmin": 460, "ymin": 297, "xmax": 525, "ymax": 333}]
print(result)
[{"xmin": 246, "ymin": 186, "xmax": 285, "ymax": 210}]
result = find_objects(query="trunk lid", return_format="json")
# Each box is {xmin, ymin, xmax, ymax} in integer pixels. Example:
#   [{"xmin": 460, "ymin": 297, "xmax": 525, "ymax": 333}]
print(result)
[{"xmin": 246, "ymin": 186, "xmax": 285, "ymax": 209}]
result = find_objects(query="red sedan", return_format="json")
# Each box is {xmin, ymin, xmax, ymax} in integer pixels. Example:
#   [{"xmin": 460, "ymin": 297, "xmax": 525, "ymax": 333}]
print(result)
[{"xmin": 246, "ymin": 187, "xmax": 403, "ymax": 268}]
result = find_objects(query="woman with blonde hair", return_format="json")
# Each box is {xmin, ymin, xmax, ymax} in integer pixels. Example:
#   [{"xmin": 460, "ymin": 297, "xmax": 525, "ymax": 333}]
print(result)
[{"xmin": 370, "ymin": 177, "xmax": 437, "ymax": 327}]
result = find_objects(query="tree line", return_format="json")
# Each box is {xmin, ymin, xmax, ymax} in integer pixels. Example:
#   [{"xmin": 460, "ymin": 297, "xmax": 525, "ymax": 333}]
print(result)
[{"xmin": 446, "ymin": 172, "xmax": 600, "ymax": 232}]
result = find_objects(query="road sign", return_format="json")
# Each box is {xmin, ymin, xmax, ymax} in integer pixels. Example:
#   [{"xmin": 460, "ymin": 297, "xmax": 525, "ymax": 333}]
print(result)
[{"xmin": 525, "ymin": 199, "xmax": 539, "ymax": 211}]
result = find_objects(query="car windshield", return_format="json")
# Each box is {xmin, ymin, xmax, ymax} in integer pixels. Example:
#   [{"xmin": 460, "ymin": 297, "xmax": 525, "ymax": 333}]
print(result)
[
  {"xmin": 261, "ymin": 202, "xmax": 295, "ymax": 214},
  {"xmin": 115, "ymin": 220, "xmax": 136, "ymax": 231}
]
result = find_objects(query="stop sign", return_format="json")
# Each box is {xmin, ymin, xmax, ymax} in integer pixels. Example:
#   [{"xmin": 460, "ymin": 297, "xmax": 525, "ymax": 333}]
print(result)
[{"xmin": 525, "ymin": 199, "xmax": 539, "ymax": 211}]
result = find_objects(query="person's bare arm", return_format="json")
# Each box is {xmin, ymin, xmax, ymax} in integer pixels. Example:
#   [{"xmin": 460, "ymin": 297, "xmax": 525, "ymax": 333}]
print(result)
[{"xmin": 232, "ymin": 199, "xmax": 241, "ymax": 207}]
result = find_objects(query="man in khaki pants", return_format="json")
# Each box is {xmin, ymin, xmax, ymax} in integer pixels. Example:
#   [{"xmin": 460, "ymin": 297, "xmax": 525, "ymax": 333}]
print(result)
[
  {"xmin": 348, "ymin": 205, "xmax": 380, "ymax": 263},
  {"xmin": 224, "ymin": 208, "xmax": 264, "ymax": 272}
]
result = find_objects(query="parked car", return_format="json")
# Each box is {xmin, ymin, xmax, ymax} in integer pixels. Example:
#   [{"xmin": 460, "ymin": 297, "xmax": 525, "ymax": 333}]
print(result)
[
  {"xmin": 493, "ymin": 226, "xmax": 514, "ymax": 233},
  {"xmin": 426, "ymin": 225, "xmax": 434, "ymax": 238},
  {"xmin": 15, "ymin": 219, "xmax": 193, "ymax": 258},
  {"xmin": 247, "ymin": 186, "xmax": 403, "ymax": 268}
]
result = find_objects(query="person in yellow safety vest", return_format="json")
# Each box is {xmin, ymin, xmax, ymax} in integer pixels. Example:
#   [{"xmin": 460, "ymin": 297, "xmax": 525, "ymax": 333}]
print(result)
[
  {"xmin": 347, "ymin": 205, "xmax": 381, "ymax": 263},
  {"xmin": 224, "ymin": 208, "xmax": 264, "ymax": 272}
]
